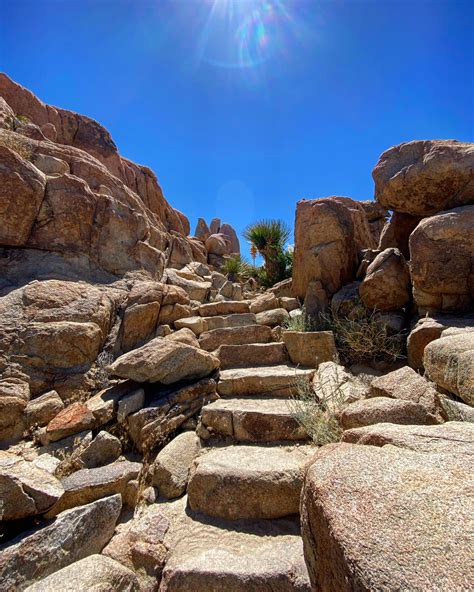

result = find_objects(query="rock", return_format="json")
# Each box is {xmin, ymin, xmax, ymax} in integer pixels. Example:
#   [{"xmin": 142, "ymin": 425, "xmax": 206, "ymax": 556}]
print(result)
[
  {"xmin": 378, "ymin": 211, "xmax": 423, "ymax": 259},
  {"xmin": 0, "ymin": 495, "xmax": 121, "ymax": 591},
  {"xmin": 220, "ymin": 223, "xmax": 240, "ymax": 254},
  {"xmin": 0, "ymin": 145, "xmax": 46, "ymax": 246},
  {"xmin": 205, "ymin": 233, "xmax": 232, "ymax": 256},
  {"xmin": 440, "ymin": 398, "xmax": 474, "ymax": 422},
  {"xmin": 126, "ymin": 378, "xmax": 217, "ymax": 452},
  {"xmin": 198, "ymin": 300, "xmax": 250, "ymax": 316},
  {"xmin": 194, "ymin": 218, "xmax": 211, "ymax": 241},
  {"xmin": 46, "ymin": 459, "xmax": 141, "ymax": 516},
  {"xmin": 38, "ymin": 430, "xmax": 93, "ymax": 460},
  {"xmin": 249, "ymin": 292, "xmax": 279, "ymax": 314},
  {"xmin": 339, "ymin": 397, "xmax": 438, "ymax": 429},
  {"xmin": 424, "ymin": 332, "xmax": 474, "ymax": 404},
  {"xmin": 24, "ymin": 555, "xmax": 140, "ymax": 592},
  {"xmin": 103, "ymin": 510, "xmax": 169, "ymax": 591},
  {"xmin": 359, "ymin": 200, "xmax": 389, "ymax": 244},
  {"xmin": 359, "ymin": 248, "xmax": 411, "ymax": 311},
  {"xmin": 293, "ymin": 197, "xmax": 375, "ymax": 304},
  {"xmin": 45, "ymin": 402, "xmax": 96, "ymax": 442},
  {"xmin": 210, "ymin": 271, "xmax": 227, "ymax": 290},
  {"xmin": 109, "ymin": 337, "xmax": 219, "ymax": 384},
  {"xmin": 152, "ymin": 432, "xmax": 201, "ymax": 498},
  {"xmin": 185, "ymin": 261, "xmax": 210, "ymax": 278},
  {"xmin": 188, "ymin": 445, "xmax": 314, "ymax": 520},
  {"xmin": 209, "ymin": 218, "xmax": 221, "ymax": 234},
  {"xmin": 283, "ymin": 331, "xmax": 337, "ymax": 367},
  {"xmin": 341, "ymin": 421, "xmax": 474, "ymax": 454},
  {"xmin": 76, "ymin": 430, "xmax": 122, "ymax": 469},
  {"xmin": 410, "ymin": 206, "xmax": 474, "ymax": 313},
  {"xmin": 331, "ymin": 281, "xmax": 361, "ymax": 318},
  {"xmin": 204, "ymin": 312, "xmax": 256, "ymax": 332},
  {"xmin": 164, "ymin": 268, "xmax": 210, "ymax": 302},
  {"xmin": 269, "ymin": 277, "xmax": 294, "ymax": 298},
  {"xmin": 217, "ymin": 365, "xmax": 314, "ymax": 398},
  {"xmin": 201, "ymin": 397, "xmax": 307, "ymax": 442},
  {"xmin": 0, "ymin": 452, "xmax": 64, "ymax": 520},
  {"xmin": 217, "ymin": 342, "xmax": 288, "ymax": 369},
  {"xmin": 369, "ymin": 366, "xmax": 446, "ymax": 422},
  {"xmin": 280, "ymin": 297, "xmax": 299, "ymax": 312},
  {"xmin": 26, "ymin": 390, "xmax": 64, "ymax": 428},
  {"xmin": 174, "ymin": 316, "xmax": 207, "ymax": 336},
  {"xmin": 407, "ymin": 316, "xmax": 446, "ymax": 370},
  {"xmin": 31, "ymin": 152, "xmax": 69, "ymax": 176},
  {"xmin": 373, "ymin": 139, "xmax": 474, "ymax": 216},
  {"xmin": 120, "ymin": 282, "xmax": 163, "ymax": 352},
  {"xmin": 255, "ymin": 307, "xmax": 290, "ymax": 327},
  {"xmin": 301, "ymin": 443, "xmax": 472, "ymax": 591},
  {"xmin": 199, "ymin": 324, "xmax": 273, "ymax": 351},
  {"xmin": 117, "ymin": 388, "xmax": 145, "ymax": 422},
  {"xmin": 0, "ymin": 378, "xmax": 30, "ymax": 442},
  {"xmin": 165, "ymin": 327, "xmax": 200, "ymax": 348},
  {"xmin": 313, "ymin": 361, "xmax": 368, "ymax": 406}
]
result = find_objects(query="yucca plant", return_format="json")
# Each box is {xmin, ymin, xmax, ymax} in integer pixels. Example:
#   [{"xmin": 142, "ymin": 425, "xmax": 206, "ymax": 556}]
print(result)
[
  {"xmin": 243, "ymin": 219, "xmax": 291, "ymax": 286},
  {"xmin": 221, "ymin": 255, "xmax": 251, "ymax": 282}
]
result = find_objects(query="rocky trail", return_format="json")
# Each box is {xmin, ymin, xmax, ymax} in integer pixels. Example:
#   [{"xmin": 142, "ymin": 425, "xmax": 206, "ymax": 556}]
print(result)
[{"xmin": 0, "ymin": 74, "xmax": 473, "ymax": 591}]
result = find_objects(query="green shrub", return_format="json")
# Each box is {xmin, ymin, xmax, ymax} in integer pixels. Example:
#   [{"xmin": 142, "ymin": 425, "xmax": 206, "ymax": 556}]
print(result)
[
  {"xmin": 221, "ymin": 255, "xmax": 251, "ymax": 281},
  {"xmin": 283, "ymin": 307, "xmax": 317, "ymax": 332}
]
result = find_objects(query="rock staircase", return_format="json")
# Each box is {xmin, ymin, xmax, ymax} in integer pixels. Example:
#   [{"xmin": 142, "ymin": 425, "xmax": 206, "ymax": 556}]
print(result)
[{"xmin": 159, "ymin": 299, "xmax": 316, "ymax": 590}]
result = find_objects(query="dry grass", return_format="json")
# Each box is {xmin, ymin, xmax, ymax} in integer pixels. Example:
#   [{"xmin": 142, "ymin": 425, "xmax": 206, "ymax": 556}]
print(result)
[
  {"xmin": 0, "ymin": 129, "xmax": 33, "ymax": 160},
  {"xmin": 54, "ymin": 435, "xmax": 89, "ymax": 478}
]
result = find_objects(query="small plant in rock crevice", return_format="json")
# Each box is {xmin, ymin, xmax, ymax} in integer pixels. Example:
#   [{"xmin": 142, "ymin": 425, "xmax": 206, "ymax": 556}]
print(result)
[{"xmin": 283, "ymin": 307, "xmax": 318, "ymax": 332}]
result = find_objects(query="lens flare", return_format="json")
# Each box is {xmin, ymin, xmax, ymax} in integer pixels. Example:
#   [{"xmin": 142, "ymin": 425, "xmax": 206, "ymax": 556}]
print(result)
[{"xmin": 197, "ymin": 0, "xmax": 294, "ymax": 69}]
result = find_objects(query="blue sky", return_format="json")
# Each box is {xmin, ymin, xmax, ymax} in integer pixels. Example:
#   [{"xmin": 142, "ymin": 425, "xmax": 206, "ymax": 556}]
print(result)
[{"xmin": 1, "ymin": 0, "xmax": 473, "ymax": 258}]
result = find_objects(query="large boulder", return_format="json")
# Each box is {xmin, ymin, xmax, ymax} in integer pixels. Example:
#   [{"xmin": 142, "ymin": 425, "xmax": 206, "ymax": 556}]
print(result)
[
  {"xmin": 373, "ymin": 139, "xmax": 474, "ymax": 216},
  {"xmin": 359, "ymin": 248, "xmax": 411, "ymax": 311},
  {"xmin": 194, "ymin": 217, "xmax": 210, "ymax": 241},
  {"xmin": 109, "ymin": 338, "xmax": 219, "ymax": 384},
  {"xmin": 205, "ymin": 233, "xmax": 232, "ymax": 256},
  {"xmin": 0, "ymin": 495, "xmax": 122, "ymax": 591},
  {"xmin": 0, "ymin": 378, "xmax": 30, "ymax": 443},
  {"xmin": 301, "ymin": 443, "xmax": 472, "ymax": 591},
  {"xmin": 293, "ymin": 197, "xmax": 375, "ymax": 306},
  {"xmin": 339, "ymin": 397, "xmax": 438, "ymax": 429},
  {"xmin": 410, "ymin": 206, "xmax": 474, "ymax": 313},
  {"xmin": 220, "ymin": 222, "xmax": 240, "ymax": 254}
]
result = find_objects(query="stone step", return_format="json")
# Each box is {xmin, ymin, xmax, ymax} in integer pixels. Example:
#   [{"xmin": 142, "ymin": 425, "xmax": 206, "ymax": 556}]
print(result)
[
  {"xmin": 187, "ymin": 444, "xmax": 314, "ymax": 520},
  {"xmin": 198, "ymin": 301, "xmax": 250, "ymax": 317},
  {"xmin": 217, "ymin": 342, "xmax": 288, "ymax": 369},
  {"xmin": 199, "ymin": 325, "xmax": 273, "ymax": 352},
  {"xmin": 176, "ymin": 313, "xmax": 257, "ymax": 336},
  {"xmin": 158, "ymin": 498, "xmax": 311, "ymax": 591},
  {"xmin": 201, "ymin": 397, "xmax": 308, "ymax": 442},
  {"xmin": 217, "ymin": 365, "xmax": 315, "ymax": 398}
]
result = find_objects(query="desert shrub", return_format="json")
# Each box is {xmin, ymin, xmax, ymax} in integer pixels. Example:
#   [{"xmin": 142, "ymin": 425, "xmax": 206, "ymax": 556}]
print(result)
[
  {"xmin": 54, "ymin": 435, "xmax": 89, "ymax": 478},
  {"xmin": 283, "ymin": 307, "xmax": 319, "ymax": 332},
  {"xmin": 93, "ymin": 350, "xmax": 114, "ymax": 391},
  {"xmin": 0, "ymin": 129, "xmax": 33, "ymax": 160},
  {"xmin": 221, "ymin": 255, "xmax": 252, "ymax": 281}
]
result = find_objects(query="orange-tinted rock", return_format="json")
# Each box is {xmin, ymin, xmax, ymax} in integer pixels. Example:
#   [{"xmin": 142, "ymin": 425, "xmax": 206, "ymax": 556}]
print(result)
[{"xmin": 46, "ymin": 402, "xmax": 96, "ymax": 441}]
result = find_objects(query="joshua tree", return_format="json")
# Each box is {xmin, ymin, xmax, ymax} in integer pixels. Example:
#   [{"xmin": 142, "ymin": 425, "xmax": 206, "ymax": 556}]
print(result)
[{"xmin": 243, "ymin": 219, "xmax": 291, "ymax": 286}]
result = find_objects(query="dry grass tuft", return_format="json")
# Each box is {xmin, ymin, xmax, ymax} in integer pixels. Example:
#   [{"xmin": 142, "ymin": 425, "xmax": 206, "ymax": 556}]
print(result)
[{"xmin": 0, "ymin": 129, "xmax": 34, "ymax": 160}]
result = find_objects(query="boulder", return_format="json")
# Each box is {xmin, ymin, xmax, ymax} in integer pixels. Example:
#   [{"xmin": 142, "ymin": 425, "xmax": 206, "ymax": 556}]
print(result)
[
  {"xmin": 45, "ymin": 402, "xmax": 96, "ymax": 442},
  {"xmin": 312, "ymin": 361, "xmax": 368, "ymax": 406},
  {"xmin": 424, "ymin": 332, "xmax": 474, "ymax": 405},
  {"xmin": 0, "ymin": 378, "xmax": 30, "ymax": 442},
  {"xmin": 359, "ymin": 200, "xmax": 389, "ymax": 244},
  {"xmin": 0, "ymin": 495, "xmax": 121, "ymax": 591},
  {"xmin": 339, "ymin": 397, "xmax": 438, "ymax": 430},
  {"xmin": 205, "ymin": 312, "xmax": 256, "ymax": 332},
  {"xmin": 24, "ymin": 555, "xmax": 140, "ymax": 592},
  {"xmin": 249, "ymin": 292, "xmax": 279, "ymax": 314},
  {"xmin": 410, "ymin": 206, "xmax": 474, "ymax": 313},
  {"xmin": 199, "ymin": 324, "xmax": 273, "ymax": 351},
  {"xmin": 164, "ymin": 268, "xmax": 210, "ymax": 302},
  {"xmin": 378, "ymin": 211, "xmax": 423, "ymax": 259},
  {"xmin": 220, "ymin": 222, "xmax": 240, "ymax": 254},
  {"xmin": 165, "ymin": 327, "xmax": 200, "ymax": 348},
  {"xmin": 26, "ymin": 390, "xmax": 64, "ymax": 428},
  {"xmin": 293, "ymin": 197, "xmax": 375, "ymax": 304},
  {"xmin": 209, "ymin": 218, "xmax": 221, "ymax": 234},
  {"xmin": 341, "ymin": 421, "xmax": 474, "ymax": 454},
  {"xmin": 373, "ymin": 139, "xmax": 474, "ymax": 216},
  {"xmin": 76, "ymin": 430, "xmax": 122, "ymax": 469},
  {"xmin": 174, "ymin": 316, "xmax": 207, "ymax": 336},
  {"xmin": 0, "ymin": 452, "xmax": 64, "ymax": 520},
  {"xmin": 198, "ymin": 300, "xmax": 250, "ymax": 316},
  {"xmin": 369, "ymin": 366, "xmax": 446, "ymax": 422},
  {"xmin": 217, "ymin": 342, "xmax": 288, "ymax": 369},
  {"xmin": 331, "ymin": 281, "xmax": 361, "ymax": 318},
  {"xmin": 359, "ymin": 248, "xmax": 411, "ymax": 311},
  {"xmin": 283, "ymin": 331, "xmax": 337, "ymax": 368},
  {"xmin": 194, "ymin": 218, "xmax": 211, "ymax": 241},
  {"xmin": 301, "ymin": 443, "xmax": 472, "ymax": 591},
  {"xmin": 205, "ymin": 233, "xmax": 232, "ymax": 256},
  {"xmin": 269, "ymin": 277, "xmax": 294, "ymax": 298},
  {"xmin": 152, "ymin": 431, "xmax": 201, "ymax": 498},
  {"xmin": 256, "ymin": 307, "xmax": 290, "ymax": 327},
  {"xmin": 109, "ymin": 337, "xmax": 219, "ymax": 384}
]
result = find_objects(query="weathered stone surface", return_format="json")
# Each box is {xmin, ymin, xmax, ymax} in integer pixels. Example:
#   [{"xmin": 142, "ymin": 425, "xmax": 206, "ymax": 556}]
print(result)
[
  {"xmin": 331, "ymin": 281, "xmax": 361, "ymax": 318},
  {"xmin": 283, "ymin": 331, "xmax": 337, "ymax": 368},
  {"xmin": 26, "ymin": 390, "xmax": 64, "ymax": 428},
  {"xmin": 373, "ymin": 139, "xmax": 474, "ymax": 216},
  {"xmin": 76, "ymin": 430, "xmax": 122, "ymax": 469},
  {"xmin": 410, "ymin": 206, "xmax": 474, "ymax": 313},
  {"xmin": 110, "ymin": 337, "xmax": 219, "ymax": 384},
  {"xmin": 0, "ymin": 145, "xmax": 46, "ymax": 246},
  {"xmin": 174, "ymin": 315, "xmax": 206, "ymax": 335},
  {"xmin": 0, "ymin": 452, "xmax": 64, "ymax": 520},
  {"xmin": 378, "ymin": 211, "xmax": 423, "ymax": 259},
  {"xmin": 152, "ymin": 431, "xmax": 201, "ymax": 498},
  {"xmin": 188, "ymin": 445, "xmax": 314, "ymax": 519},
  {"xmin": 159, "ymin": 497, "xmax": 310, "ymax": 592},
  {"xmin": 440, "ymin": 398, "xmax": 474, "ymax": 422},
  {"xmin": 0, "ymin": 495, "xmax": 121, "ymax": 591},
  {"xmin": 205, "ymin": 312, "xmax": 256, "ymax": 332},
  {"xmin": 293, "ymin": 197, "xmax": 375, "ymax": 303},
  {"xmin": 165, "ymin": 327, "xmax": 200, "ymax": 348},
  {"xmin": 370, "ymin": 366, "xmax": 446, "ymax": 422},
  {"xmin": 194, "ymin": 218, "xmax": 211, "ymax": 241},
  {"xmin": 424, "ymin": 332, "xmax": 474, "ymax": 404},
  {"xmin": 24, "ymin": 555, "xmax": 140, "ymax": 592},
  {"xmin": 407, "ymin": 316, "xmax": 446, "ymax": 370},
  {"xmin": 359, "ymin": 248, "xmax": 411, "ymax": 311},
  {"xmin": 201, "ymin": 397, "xmax": 307, "ymax": 442},
  {"xmin": 47, "ymin": 459, "xmax": 141, "ymax": 516},
  {"xmin": 220, "ymin": 223, "xmax": 240, "ymax": 254},
  {"xmin": 339, "ymin": 397, "xmax": 438, "ymax": 429},
  {"xmin": 359, "ymin": 200, "xmax": 388, "ymax": 245},
  {"xmin": 164, "ymin": 268, "xmax": 210, "ymax": 302},
  {"xmin": 312, "ymin": 361, "xmax": 368, "ymax": 406},
  {"xmin": 103, "ymin": 510, "xmax": 169, "ymax": 591},
  {"xmin": 256, "ymin": 307, "xmax": 290, "ymax": 327},
  {"xmin": 279, "ymin": 297, "xmax": 299, "ymax": 312},
  {"xmin": 217, "ymin": 365, "xmax": 314, "ymax": 398},
  {"xmin": 198, "ymin": 300, "xmax": 250, "ymax": 317},
  {"xmin": 205, "ymin": 233, "xmax": 231, "ymax": 256},
  {"xmin": 45, "ymin": 402, "xmax": 96, "ymax": 442},
  {"xmin": 341, "ymin": 421, "xmax": 474, "ymax": 454},
  {"xmin": 217, "ymin": 342, "xmax": 288, "ymax": 369},
  {"xmin": 199, "ymin": 324, "xmax": 273, "ymax": 351},
  {"xmin": 0, "ymin": 378, "xmax": 30, "ymax": 442},
  {"xmin": 249, "ymin": 292, "xmax": 279, "ymax": 314},
  {"xmin": 301, "ymin": 443, "xmax": 472, "ymax": 591},
  {"xmin": 126, "ymin": 378, "xmax": 217, "ymax": 452}
]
